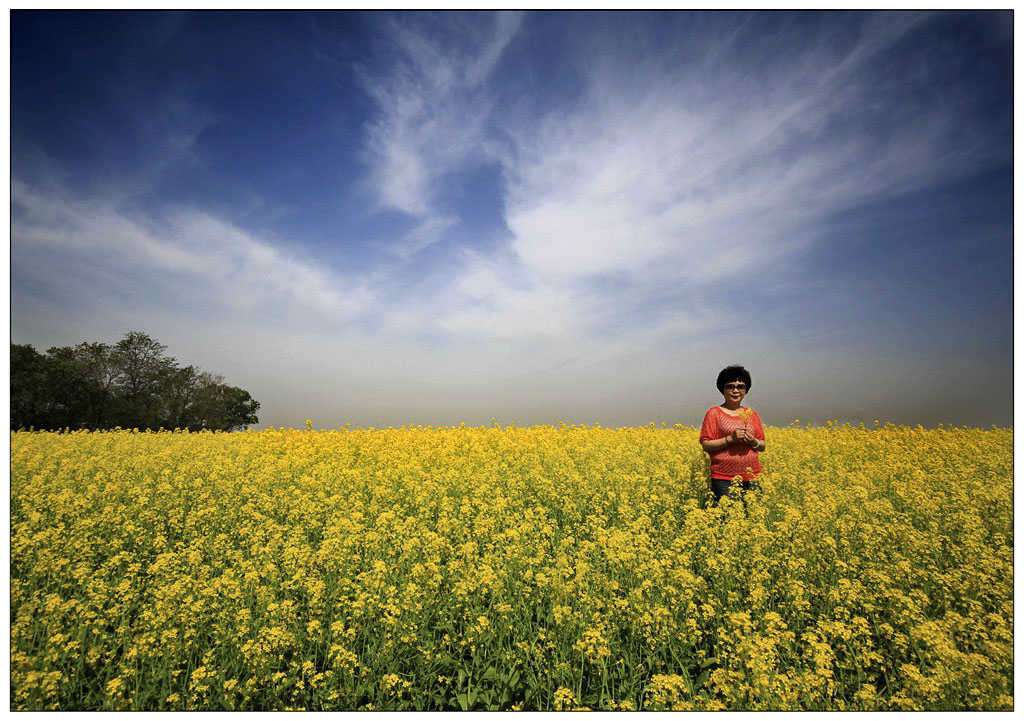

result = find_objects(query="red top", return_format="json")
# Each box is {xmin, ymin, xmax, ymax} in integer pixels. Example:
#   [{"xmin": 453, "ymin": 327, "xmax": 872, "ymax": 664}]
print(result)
[{"xmin": 699, "ymin": 406, "xmax": 765, "ymax": 481}]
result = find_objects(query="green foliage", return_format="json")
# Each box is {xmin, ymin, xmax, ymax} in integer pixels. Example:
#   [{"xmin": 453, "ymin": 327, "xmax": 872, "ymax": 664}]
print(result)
[{"xmin": 10, "ymin": 332, "xmax": 260, "ymax": 431}]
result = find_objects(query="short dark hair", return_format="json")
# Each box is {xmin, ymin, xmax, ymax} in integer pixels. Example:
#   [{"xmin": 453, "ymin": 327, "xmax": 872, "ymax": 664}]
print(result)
[{"xmin": 716, "ymin": 365, "xmax": 752, "ymax": 393}]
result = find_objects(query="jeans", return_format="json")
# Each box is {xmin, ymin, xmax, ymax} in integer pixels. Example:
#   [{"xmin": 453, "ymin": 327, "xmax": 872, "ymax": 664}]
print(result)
[{"xmin": 711, "ymin": 478, "xmax": 760, "ymax": 507}]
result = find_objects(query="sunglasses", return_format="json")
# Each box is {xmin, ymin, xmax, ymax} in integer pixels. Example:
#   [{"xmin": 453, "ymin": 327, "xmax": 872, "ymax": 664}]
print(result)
[{"xmin": 724, "ymin": 383, "xmax": 747, "ymax": 390}]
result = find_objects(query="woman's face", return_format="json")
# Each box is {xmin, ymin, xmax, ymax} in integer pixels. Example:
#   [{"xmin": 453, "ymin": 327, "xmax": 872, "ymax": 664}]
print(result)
[{"xmin": 721, "ymin": 380, "xmax": 748, "ymax": 405}]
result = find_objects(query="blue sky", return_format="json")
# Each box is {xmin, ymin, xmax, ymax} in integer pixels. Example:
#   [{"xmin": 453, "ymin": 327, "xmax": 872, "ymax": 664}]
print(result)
[{"xmin": 10, "ymin": 10, "xmax": 1013, "ymax": 428}]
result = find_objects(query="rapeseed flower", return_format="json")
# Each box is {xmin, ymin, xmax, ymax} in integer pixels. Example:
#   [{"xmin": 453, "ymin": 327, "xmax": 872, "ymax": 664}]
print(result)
[{"xmin": 9, "ymin": 423, "xmax": 1012, "ymax": 711}]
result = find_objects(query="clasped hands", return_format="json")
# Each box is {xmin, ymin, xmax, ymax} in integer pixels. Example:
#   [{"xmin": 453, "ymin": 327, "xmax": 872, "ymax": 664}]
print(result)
[{"xmin": 730, "ymin": 428, "xmax": 759, "ymax": 448}]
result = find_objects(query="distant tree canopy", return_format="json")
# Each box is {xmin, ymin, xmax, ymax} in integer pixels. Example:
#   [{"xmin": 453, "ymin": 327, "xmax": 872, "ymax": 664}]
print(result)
[{"xmin": 11, "ymin": 331, "xmax": 260, "ymax": 432}]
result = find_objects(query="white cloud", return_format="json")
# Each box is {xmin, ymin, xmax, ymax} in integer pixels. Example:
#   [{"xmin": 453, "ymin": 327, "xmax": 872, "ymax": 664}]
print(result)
[
  {"xmin": 351, "ymin": 11, "xmax": 1006, "ymax": 349},
  {"xmin": 360, "ymin": 12, "xmax": 523, "ymax": 250},
  {"xmin": 11, "ymin": 181, "xmax": 373, "ymax": 325},
  {"xmin": 385, "ymin": 214, "xmax": 459, "ymax": 260},
  {"xmin": 18, "ymin": 14, "xmax": 1004, "ymax": 360},
  {"xmin": 500, "ymin": 32, "xmax": 977, "ymax": 290},
  {"xmin": 360, "ymin": 10, "xmax": 1003, "ymax": 350},
  {"xmin": 435, "ymin": 259, "xmax": 573, "ymax": 339}
]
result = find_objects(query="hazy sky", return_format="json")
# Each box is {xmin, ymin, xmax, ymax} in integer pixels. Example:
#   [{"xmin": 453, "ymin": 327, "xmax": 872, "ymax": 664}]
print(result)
[{"xmin": 10, "ymin": 11, "xmax": 1013, "ymax": 429}]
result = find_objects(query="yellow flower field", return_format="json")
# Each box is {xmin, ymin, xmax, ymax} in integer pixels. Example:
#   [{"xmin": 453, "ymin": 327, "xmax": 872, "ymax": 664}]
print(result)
[{"xmin": 10, "ymin": 423, "xmax": 1013, "ymax": 710}]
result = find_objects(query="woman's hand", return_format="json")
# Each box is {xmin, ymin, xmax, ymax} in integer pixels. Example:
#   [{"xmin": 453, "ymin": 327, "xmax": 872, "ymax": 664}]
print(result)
[{"xmin": 734, "ymin": 428, "xmax": 758, "ymax": 447}]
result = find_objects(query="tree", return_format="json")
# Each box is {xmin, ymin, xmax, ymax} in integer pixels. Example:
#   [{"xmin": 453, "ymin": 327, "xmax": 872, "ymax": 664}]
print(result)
[
  {"xmin": 9, "ymin": 332, "xmax": 260, "ymax": 431},
  {"xmin": 160, "ymin": 365, "xmax": 204, "ymax": 431},
  {"xmin": 215, "ymin": 385, "xmax": 260, "ymax": 431},
  {"xmin": 189, "ymin": 378, "xmax": 261, "ymax": 431},
  {"xmin": 10, "ymin": 344, "xmax": 47, "ymax": 429},
  {"xmin": 72, "ymin": 342, "xmax": 118, "ymax": 429},
  {"xmin": 40, "ymin": 345, "xmax": 93, "ymax": 429},
  {"xmin": 109, "ymin": 332, "xmax": 176, "ymax": 429}
]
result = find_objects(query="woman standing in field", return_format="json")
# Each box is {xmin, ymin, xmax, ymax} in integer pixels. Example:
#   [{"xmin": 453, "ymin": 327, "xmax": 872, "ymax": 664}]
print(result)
[{"xmin": 699, "ymin": 365, "xmax": 765, "ymax": 506}]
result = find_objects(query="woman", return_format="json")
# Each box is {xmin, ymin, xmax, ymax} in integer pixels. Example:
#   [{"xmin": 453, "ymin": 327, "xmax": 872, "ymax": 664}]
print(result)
[{"xmin": 699, "ymin": 365, "xmax": 766, "ymax": 506}]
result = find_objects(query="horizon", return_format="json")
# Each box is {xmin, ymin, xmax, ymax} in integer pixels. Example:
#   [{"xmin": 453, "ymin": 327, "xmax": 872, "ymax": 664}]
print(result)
[{"xmin": 10, "ymin": 11, "xmax": 1013, "ymax": 430}]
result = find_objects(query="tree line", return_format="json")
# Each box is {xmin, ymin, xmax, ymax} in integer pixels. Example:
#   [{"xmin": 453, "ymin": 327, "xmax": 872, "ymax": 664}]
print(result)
[{"xmin": 11, "ymin": 331, "xmax": 260, "ymax": 431}]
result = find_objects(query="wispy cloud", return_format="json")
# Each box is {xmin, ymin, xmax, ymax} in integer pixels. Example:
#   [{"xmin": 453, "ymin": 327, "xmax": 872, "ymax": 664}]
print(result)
[
  {"xmin": 11, "ymin": 181, "xmax": 373, "ymax": 326},
  {"xmin": 16, "ymin": 12, "xmax": 1005, "ymax": 359},
  {"xmin": 359, "ymin": 11, "xmax": 523, "ymax": 251},
  {"xmin": 358, "ymin": 11, "xmax": 1007, "ymax": 349}
]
